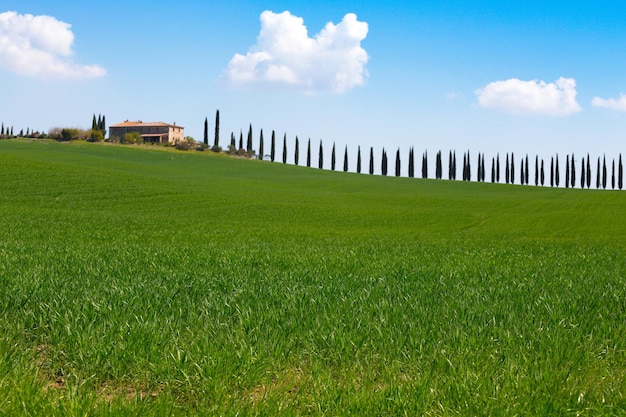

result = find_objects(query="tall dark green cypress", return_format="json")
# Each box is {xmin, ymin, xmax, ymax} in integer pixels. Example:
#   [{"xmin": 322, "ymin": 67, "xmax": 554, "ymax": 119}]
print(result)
[
  {"xmin": 525, "ymin": 155, "xmax": 529, "ymax": 185},
  {"xmin": 596, "ymin": 157, "xmax": 601, "ymax": 189},
  {"xmin": 535, "ymin": 155, "xmax": 539, "ymax": 186},
  {"xmin": 282, "ymin": 134, "xmax": 287, "ymax": 164},
  {"xmin": 319, "ymin": 141, "xmax": 324, "ymax": 169},
  {"xmin": 565, "ymin": 155, "xmax": 570, "ymax": 188},
  {"xmin": 395, "ymin": 148, "xmax": 401, "ymax": 177},
  {"xmin": 382, "ymin": 149, "xmax": 388, "ymax": 176},
  {"xmin": 331, "ymin": 143, "xmax": 336, "ymax": 171},
  {"xmin": 587, "ymin": 153, "xmax": 591, "ymax": 189},
  {"xmin": 510, "ymin": 153, "xmax": 515, "ymax": 184},
  {"xmin": 541, "ymin": 159, "xmax": 545, "ymax": 186},
  {"xmin": 203, "ymin": 117, "xmax": 208, "ymax": 145},
  {"xmin": 452, "ymin": 151, "xmax": 457, "ymax": 180},
  {"xmin": 612, "ymin": 159, "xmax": 615, "ymax": 189},
  {"xmin": 617, "ymin": 153, "xmax": 624, "ymax": 190},
  {"xmin": 369, "ymin": 147, "xmax": 374, "ymax": 175},
  {"xmin": 520, "ymin": 158, "xmax": 524, "ymax": 185},
  {"xmin": 357, "ymin": 146, "xmax": 362, "ymax": 174},
  {"xmin": 422, "ymin": 151, "xmax": 428, "ymax": 179},
  {"xmin": 496, "ymin": 153, "xmax": 500, "ymax": 183},
  {"xmin": 491, "ymin": 158, "xmax": 495, "ymax": 183},
  {"xmin": 555, "ymin": 155, "xmax": 559, "ymax": 187},
  {"xmin": 581, "ymin": 157, "xmax": 585, "ymax": 189},
  {"xmin": 550, "ymin": 157, "xmax": 554, "ymax": 187},
  {"xmin": 505, "ymin": 153, "xmax": 510, "ymax": 184},
  {"xmin": 92, "ymin": 114, "xmax": 97, "ymax": 131},
  {"xmin": 294, "ymin": 136, "xmax": 299, "ymax": 166},
  {"xmin": 307, "ymin": 139, "xmax": 311, "ymax": 168},
  {"xmin": 239, "ymin": 130, "xmax": 243, "ymax": 151},
  {"xmin": 602, "ymin": 155, "xmax": 606, "ymax": 190},
  {"xmin": 271, "ymin": 131, "xmax": 276, "ymax": 162},
  {"xmin": 343, "ymin": 146, "xmax": 349, "ymax": 172},
  {"xmin": 409, "ymin": 147, "xmax": 414, "ymax": 178},
  {"xmin": 214, "ymin": 110, "xmax": 220, "ymax": 148},
  {"xmin": 247, "ymin": 124, "xmax": 253, "ymax": 153},
  {"xmin": 259, "ymin": 129, "xmax": 264, "ymax": 160},
  {"xmin": 570, "ymin": 153, "xmax": 575, "ymax": 188}
]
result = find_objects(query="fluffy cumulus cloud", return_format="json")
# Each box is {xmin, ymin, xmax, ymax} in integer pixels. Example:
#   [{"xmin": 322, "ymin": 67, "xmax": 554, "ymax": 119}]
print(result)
[
  {"xmin": 591, "ymin": 94, "xmax": 626, "ymax": 111},
  {"xmin": 222, "ymin": 11, "xmax": 369, "ymax": 94},
  {"xmin": 0, "ymin": 11, "xmax": 105, "ymax": 79},
  {"xmin": 475, "ymin": 77, "xmax": 581, "ymax": 116}
]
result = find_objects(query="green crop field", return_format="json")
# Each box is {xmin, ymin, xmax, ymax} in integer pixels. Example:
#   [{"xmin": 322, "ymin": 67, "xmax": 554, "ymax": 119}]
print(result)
[{"xmin": 0, "ymin": 139, "xmax": 625, "ymax": 416}]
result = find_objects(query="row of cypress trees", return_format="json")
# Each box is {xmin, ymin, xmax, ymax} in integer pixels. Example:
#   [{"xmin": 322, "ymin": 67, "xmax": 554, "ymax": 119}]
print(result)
[{"xmin": 206, "ymin": 111, "xmax": 624, "ymax": 190}]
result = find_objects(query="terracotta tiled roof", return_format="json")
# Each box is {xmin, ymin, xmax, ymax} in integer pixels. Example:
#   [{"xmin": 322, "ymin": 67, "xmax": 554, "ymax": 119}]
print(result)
[{"xmin": 110, "ymin": 120, "xmax": 184, "ymax": 128}]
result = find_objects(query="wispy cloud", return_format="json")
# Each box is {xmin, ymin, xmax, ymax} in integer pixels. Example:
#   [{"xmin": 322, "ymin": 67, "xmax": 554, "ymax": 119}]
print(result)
[
  {"xmin": 0, "ymin": 11, "xmax": 105, "ymax": 79},
  {"xmin": 475, "ymin": 77, "xmax": 581, "ymax": 116},
  {"xmin": 222, "ymin": 11, "xmax": 369, "ymax": 94},
  {"xmin": 591, "ymin": 94, "xmax": 626, "ymax": 111}
]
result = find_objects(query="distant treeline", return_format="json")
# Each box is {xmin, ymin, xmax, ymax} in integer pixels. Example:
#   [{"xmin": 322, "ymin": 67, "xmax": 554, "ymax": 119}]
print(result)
[{"xmin": 205, "ymin": 110, "xmax": 624, "ymax": 191}]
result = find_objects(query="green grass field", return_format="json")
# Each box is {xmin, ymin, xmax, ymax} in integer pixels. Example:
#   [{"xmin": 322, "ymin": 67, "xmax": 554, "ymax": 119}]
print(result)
[{"xmin": 1, "ymin": 139, "xmax": 625, "ymax": 416}]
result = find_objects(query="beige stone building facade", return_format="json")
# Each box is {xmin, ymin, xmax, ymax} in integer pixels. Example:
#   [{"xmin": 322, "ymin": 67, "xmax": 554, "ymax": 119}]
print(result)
[{"xmin": 109, "ymin": 120, "xmax": 184, "ymax": 144}]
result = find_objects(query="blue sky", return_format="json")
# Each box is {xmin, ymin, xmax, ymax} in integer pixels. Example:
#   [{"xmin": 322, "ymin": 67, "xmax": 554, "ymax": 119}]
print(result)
[{"xmin": 2, "ymin": 0, "xmax": 626, "ymax": 176}]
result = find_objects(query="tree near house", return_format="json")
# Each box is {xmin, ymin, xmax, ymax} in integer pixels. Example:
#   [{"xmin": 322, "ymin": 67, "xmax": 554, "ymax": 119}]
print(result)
[
  {"xmin": 203, "ymin": 117, "xmax": 208, "ymax": 145},
  {"xmin": 214, "ymin": 110, "xmax": 220, "ymax": 150},
  {"xmin": 258, "ymin": 129, "xmax": 264, "ymax": 160},
  {"xmin": 247, "ymin": 125, "xmax": 253, "ymax": 153}
]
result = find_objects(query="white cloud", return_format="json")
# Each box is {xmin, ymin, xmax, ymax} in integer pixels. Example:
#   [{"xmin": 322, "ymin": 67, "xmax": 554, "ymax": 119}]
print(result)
[
  {"xmin": 591, "ymin": 94, "xmax": 626, "ymax": 111},
  {"xmin": 0, "ymin": 11, "xmax": 105, "ymax": 79},
  {"xmin": 475, "ymin": 77, "xmax": 581, "ymax": 116},
  {"xmin": 222, "ymin": 11, "xmax": 369, "ymax": 94}
]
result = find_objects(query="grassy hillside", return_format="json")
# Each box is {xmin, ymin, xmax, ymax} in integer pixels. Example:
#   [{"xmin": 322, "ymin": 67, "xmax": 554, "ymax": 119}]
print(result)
[{"xmin": 1, "ymin": 139, "xmax": 625, "ymax": 415}]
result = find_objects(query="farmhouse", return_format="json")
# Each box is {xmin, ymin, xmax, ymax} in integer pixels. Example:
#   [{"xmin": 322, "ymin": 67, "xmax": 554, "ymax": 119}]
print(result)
[{"xmin": 109, "ymin": 120, "xmax": 184, "ymax": 144}]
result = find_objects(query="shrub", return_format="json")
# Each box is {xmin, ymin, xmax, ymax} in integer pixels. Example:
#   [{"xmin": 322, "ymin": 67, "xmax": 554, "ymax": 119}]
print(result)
[
  {"xmin": 88, "ymin": 130, "xmax": 104, "ymax": 142},
  {"xmin": 122, "ymin": 131, "xmax": 143, "ymax": 144}
]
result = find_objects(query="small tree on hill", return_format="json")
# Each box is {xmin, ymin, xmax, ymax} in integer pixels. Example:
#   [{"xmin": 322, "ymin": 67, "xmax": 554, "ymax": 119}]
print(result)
[
  {"xmin": 395, "ymin": 148, "xmax": 401, "ymax": 177},
  {"xmin": 369, "ymin": 147, "xmax": 374, "ymax": 175},
  {"xmin": 203, "ymin": 117, "xmax": 208, "ymax": 145},
  {"xmin": 565, "ymin": 155, "xmax": 570, "ymax": 188},
  {"xmin": 282, "ymin": 134, "xmax": 287, "ymax": 164},
  {"xmin": 619, "ymin": 154, "xmax": 623, "ymax": 190},
  {"xmin": 331, "ymin": 143, "xmax": 336, "ymax": 171},
  {"xmin": 319, "ymin": 140, "xmax": 324, "ymax": 169},
  {"xmin": 259, "ymin": 129, "xmax": 264, "ymax": 160},
  {"xmin": 541, "ymin": 159, "xmax": 545, "ymax": 186},
  {"xmin": 581, "ymin": 157, "xmax": 586, "ymax": 189},
  {"xmin": 344, "ymin": 146, "xmax": 349, "ymax": 172},
  {"xmin": 294, "ymin": 136, "xmax": 299, "ymax": 166},
  {"xmin": 307, "ymin": 139, "xmax": 311, "ymax": 168},
  {"xmin": 357, "ymin": 146, "xmax": 362, "ymax": 174},
  {"xmin": 271, "ymin": 131, "xmax": 276, "ymax": 162},
  {"xmin": 214, "ymin": 110, "xmax": 220, "ymax": 150}
]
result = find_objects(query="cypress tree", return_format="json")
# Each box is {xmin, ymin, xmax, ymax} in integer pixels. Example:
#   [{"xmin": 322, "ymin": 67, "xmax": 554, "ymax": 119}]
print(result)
[
  {"xmin": 1, "ymin": 123, "xmax": 4, "ymax": 137},
  {"xmin": 496, "ymin": 153, "xmax": 500, "ymax": 183},
  {"xmin": 282, "ymin": 134, "xmax": 287, "ymax": 164},
  {"xmin": 602, "ymin": 155, "xmax": 607, "ymax": 189},
  {"xmin": 520, "ymin": 158, "xmax": 525, "ymax": 185},
  {"xmin": 510, "ymin": 153, "xmax": 515, "ymax": 184},
  {"xmin": 565, "ymin": 155, "xmax": 570, "ymax": 188},
  {"xmin": 535, "ymin": 155, "xmax": 539, "ymax": 186},
  {"xmin": 477, "ymin": 153, "xmax": 482, "ymax": 182},
  {"xmin": 307, "ymin": 139, "xmax": 311, "ymax": 168},
  {"xmin": 550, "ymin": 157, "xmax": 554, "ymax": 187},
  {"xmin": 619, "ymin": 154, "xmax": 623, "ymax": 190},
  {"xmin": 381, "ymin": 149, "xmax": 388, "ymax": 176},
  {"xmin": 259, "ymin": 129, "xmax": 264, "ymax": 160},
  {"xmin": 570, "ymin": 153, "xmax": 575, "ymax": 188},
  {"xmin": 395, "ymin": 148, "xmax": 401, "ymax": 177},
  {"xmin": 294, "ymin": 136, "xmax": 299, "ymax": 166},
  {"xmin": 541, "ymin": 159, "xmax": 545, "ymax": 186},
  {"xmin": 331, "ymin": 143, "xmax": 336, "ymax": 171},
  {"xmin": 344, "ymin": 146, "xmax": 349, "ymax": 172},
  {"xmin": 422, "ymin": 151, "xmax": 428, "ymax": 179},
  {"xmin": 319, "ymin": 140, "xmax": 324, "ymax": 169},
  {"xmin": 467, "ymin": 151, "xmax": 471, "ymax": 181},
  {"xmin": 214, "ymin": 110, "xmax": 220, "ymax": 148},
  {"xmin": 525, "ymin": 155, "xmax": 529, "ymax": 185},
  {"xmin": 504, "ymin": 152, "xmax": 511, "ymax": 184},
  {"xmin": 581, "ymin": 157, "xmax": 585, "ymax": 189},
  {"xmin": 555, "ymin": 155, "xmax": 560, "ymax": 187},
  {"xmin": 369, "ymin": 147, "xmax": 374, "ymax": 175},
  {"xmin": 92, "ymin": 114, "xmax": 97, "ymax": 131},
  {"xmin": 203, "ymin": 117, "xmax": 208, "ymax": 145},
  {"xmin": 596, "ymin": 157, "xmax": 601, "ymax": 189},
  {"xmin": 612, "ymin": 159, "xmax": 616, "ymax": 189},
  {"xmin": 462, "ymin": 153, "xmax": 467, "ymax": 181},
  {"xmin": 452, "ymin": 151, "xmax": 457, "ymax": 180},
  {"xmin": 448, "ymin": 150, "xmax": 453, "ymax": 180},
  {"xmin": 10, "ymin": 127, "xmax": 13, "ymax": 136},
  {"xmin": 491, "ymin": 158, "xmax": 495, "ymax": 183},
  {"xmin": 230, "ymin": 132, "xmax": 235, "ymax": 150},
  {"xmin": 408, "ymin": 147, "xmax": 414, "ymax": 178},
  {"xmin": 482, "ymin": 154, "xmax": 486, "ymax": 182},
  {"xmin": 247, "ymin": 124, "xmax": 253, "ymax": 153},
  {"xmin": 271, "ymin": 131, "xmax": 275, "ymax": 162},
  {"xmin": 586, "ymin": 154, "xmax": 591, "ymax": 189},
  {"xmin": 357, "ymin": 146, "xmax": 362, "ymax": 174}
]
